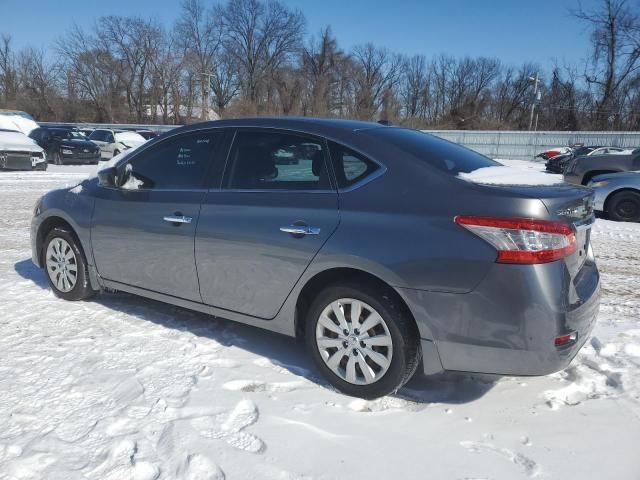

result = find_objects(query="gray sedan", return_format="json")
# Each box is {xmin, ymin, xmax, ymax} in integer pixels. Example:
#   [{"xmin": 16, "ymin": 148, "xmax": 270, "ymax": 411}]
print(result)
[
  {"xmin": 30, "ymin": 118, "xmax": 600, "ymax": 398},
  {"xmin": 589, "ymin": 171, "xmax": 640, "ymax": 222}
]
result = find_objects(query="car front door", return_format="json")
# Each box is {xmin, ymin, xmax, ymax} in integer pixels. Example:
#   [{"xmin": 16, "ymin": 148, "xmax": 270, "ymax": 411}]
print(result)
[
  {"xmin": 91, "ymin": 129, "xmax": 224, "ymax": 301},
  {"xmin": 196, "ymin": 128, "xmax": 340, "ymax": 319}
]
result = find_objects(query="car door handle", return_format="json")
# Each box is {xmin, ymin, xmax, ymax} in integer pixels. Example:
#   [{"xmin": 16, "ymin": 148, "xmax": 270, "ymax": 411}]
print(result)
[
  {"xmin": 163, "ymin": 215, "xmax": 192, "ymax": 224},
  {"xmin": 280, "ymin": 225, "xmax": 320, "ymax": 235}
]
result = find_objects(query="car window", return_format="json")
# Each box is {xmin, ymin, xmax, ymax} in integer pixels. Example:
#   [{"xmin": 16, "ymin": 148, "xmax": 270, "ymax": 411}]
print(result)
[
  {"xmin": 224, "ymin": 130, "xmax": 331, "ymax": 191},
  {"xmin": 89, "ymin": 130, "xmax": 106, "ymax": 142},
  {"xmin": 123, "ymin": 131, "xmax": 220, "ymax": 190},
  {"xmin": 106, "ymin": 133, "xmax": 115, "ymax": 143},
  {"xmin": 328, "ymin": 141, "xmax": 380, "ymax": 188},
  {"xmin": 364, "ymin": 127, "xmax": 499, "ymax": 174}
]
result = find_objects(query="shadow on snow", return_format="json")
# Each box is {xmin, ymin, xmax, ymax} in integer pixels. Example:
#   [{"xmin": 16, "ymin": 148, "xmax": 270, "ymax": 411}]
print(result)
[{"xmin": 15, "ymin": 258, "xmax": 496, "ymax": 405}]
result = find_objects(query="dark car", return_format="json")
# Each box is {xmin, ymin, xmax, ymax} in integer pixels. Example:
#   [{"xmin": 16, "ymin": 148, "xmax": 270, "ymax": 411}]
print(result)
[
  {"xmin": 545, "ymin": 146, "xmax": 604, "ymax": 174},
  {"xmin": 30, "ymin": 118, "xmax": 600, "ymax": 399},
  {"xmin": 29, "ymin": 127, "xmax": 101, "ymax": 165},
  {"xmin": 564, "ymin": 148, "xmax": 640, "ymax": 185}
]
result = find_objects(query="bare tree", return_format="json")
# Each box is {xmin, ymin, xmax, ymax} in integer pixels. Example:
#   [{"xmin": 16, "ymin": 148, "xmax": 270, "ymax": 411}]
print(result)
[
  {"xmin": 574, "ymin": 0, "xmax": 640, "ymax": 128},
  {"xmin": 0, "ymin": 35, "xmax": 18, "ymax": 107},
  {"xmin": 302, "ymin": 27, "xmax": 343, "ymax": 116},
  {"xmin": 16, "ymin": 47, "xmax": 60, "ymax": 119},
  {"xmin": 219, "ymin": 0, "xmax": 305, "ymax": 111},
  {"xmin": 57, "ymin": 24, "xmax": 124, "ymax": 122},
  {"xmin": 176, "ymin": 0, "xmax": 222, "ymax": 119},
  {"xmin": 351, "ymin": 43, "xmax": 402, "ymax": 119}
]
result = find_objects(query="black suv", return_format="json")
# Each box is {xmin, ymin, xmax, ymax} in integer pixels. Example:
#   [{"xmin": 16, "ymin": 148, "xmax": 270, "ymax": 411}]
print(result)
[{"xmin": 29, "ymin": 126, "xmax": 101, "ymax": 165}]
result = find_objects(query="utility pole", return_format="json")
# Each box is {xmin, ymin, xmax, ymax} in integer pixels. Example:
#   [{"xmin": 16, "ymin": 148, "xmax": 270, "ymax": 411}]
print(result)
[
  {"xmin": 528, "ymin": 73, "xmax": 540, "ymax": 131},
  {"xmin": 200, "ymin": 72, "xmax": 214, "ymax": 121}
]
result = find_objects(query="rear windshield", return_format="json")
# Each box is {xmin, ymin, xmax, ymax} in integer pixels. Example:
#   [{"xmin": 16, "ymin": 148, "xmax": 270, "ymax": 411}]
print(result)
[{"xmin": 365, "ymin": 128, "xmax": 499, "ymax": 174}]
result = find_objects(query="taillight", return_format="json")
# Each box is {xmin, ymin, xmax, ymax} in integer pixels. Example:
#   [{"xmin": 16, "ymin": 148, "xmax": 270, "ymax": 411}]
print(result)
[{"xmin": 455, "ymin": 216, "xmax": 577, "ymax": 264}]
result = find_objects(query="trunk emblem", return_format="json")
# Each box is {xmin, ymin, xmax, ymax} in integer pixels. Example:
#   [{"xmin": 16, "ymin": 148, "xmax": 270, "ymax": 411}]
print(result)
[{"xmin": 557, "ymin": 206, "xmax": 587, "ymax": 217}]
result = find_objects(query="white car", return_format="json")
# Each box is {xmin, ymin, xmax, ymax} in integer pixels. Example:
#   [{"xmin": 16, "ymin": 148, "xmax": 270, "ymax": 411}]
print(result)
[
  {"xmin": 89, "ymin": 129, "xmax": 147, "ymax": 159},
  {"xmin": 0, "ymin": 128, "xmax": 47, "ymax": 170},
  {"xmin": 0, "ymin": 110, "xmax": 39, "ymax": 135},
  {"xmin": 587, "ymin": 147, "xmax": 633, "ymax": 156}
]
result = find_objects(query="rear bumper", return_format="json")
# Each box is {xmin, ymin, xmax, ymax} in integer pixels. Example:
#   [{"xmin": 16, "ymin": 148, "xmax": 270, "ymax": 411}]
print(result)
[{"xmin": 400, "ymin": 257, "xmax": 600, "ymax": 376}]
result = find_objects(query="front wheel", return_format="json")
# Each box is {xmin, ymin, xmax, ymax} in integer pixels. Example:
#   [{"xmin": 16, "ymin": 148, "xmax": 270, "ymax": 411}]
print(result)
[
  {"xmin": 306, "ymin": 282, "xmax": 421, "ymax": 399},
  {"xmin": 43, "ymin": 227, "xmax": 98, "ymax": 301},
  {"xmin": 112, "ymin": 149, "xmax": 120, "ymax": 158},
  {"xmin": 607, "ymin": 190, "xmax": 640, "ymax": 222}
]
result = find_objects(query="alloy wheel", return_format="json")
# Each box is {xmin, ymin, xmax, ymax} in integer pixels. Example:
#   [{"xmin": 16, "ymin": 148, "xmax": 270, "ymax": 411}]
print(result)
[
  {"xmin": 45, "ymin": 237, "xmax": 78, "ymax": 293},
  {"xmin": 315, "ymin": 298, "xmax": 393, "ymax": 385}
]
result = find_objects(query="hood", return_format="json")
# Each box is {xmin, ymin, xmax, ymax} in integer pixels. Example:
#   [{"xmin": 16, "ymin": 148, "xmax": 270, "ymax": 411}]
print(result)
[
  {"xmin": 0, "ymin": 114, "xmax": 38, "ymax": 134},
  {"xmin": 0, "ymin": 131, "xmax": 44, "ymax": 153}
]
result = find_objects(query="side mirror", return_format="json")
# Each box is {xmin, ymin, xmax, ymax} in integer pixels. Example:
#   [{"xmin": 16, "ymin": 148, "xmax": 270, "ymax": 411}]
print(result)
[{"xmin": 97, "ymin": 166, "xmax": 118, "ymax": 187}]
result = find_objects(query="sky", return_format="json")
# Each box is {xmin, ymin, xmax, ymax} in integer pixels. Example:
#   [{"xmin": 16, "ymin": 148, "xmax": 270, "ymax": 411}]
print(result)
[{"xmin": 0, "ymin": 0, "xmax": 604, "ymax": 69}]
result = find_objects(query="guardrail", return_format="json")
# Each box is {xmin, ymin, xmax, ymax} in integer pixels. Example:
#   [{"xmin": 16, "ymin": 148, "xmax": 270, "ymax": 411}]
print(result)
[
  {"xmin": 39, "ymin": 122, "xmax": 179, "ymax": 133},
  {"xmin": 425, "ymin": 130, "xmax": 640, "ymax": 160},
  {"xmin": 39, "ymin": 122, "xmax": 640, "ymax": 160}
]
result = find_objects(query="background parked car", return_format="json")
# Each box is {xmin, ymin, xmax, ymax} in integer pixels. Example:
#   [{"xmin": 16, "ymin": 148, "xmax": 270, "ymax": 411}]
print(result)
[
  {"xmin": 589, "ymin": 171, "xmax": 640, "ymax": 222},
  {"xmin": 0, "ymin": 110, "xmax": 39, "ymax": 135},
  {"xmin": 535, "ymin": 146, "xmax": 572, "ymax": 160},
  {"xmin": 587, "ymin": 147, "xmax": 631, "ymax": 156},
  {"xmin": 564, "ymin": 148, "xmax": 640, "ymax": 185},
  {"xmin": 29, "ymin": 126, "xmax": 101, "ymax": 165},
  {"xmin": 0, "ymin": 128, "xmax": 47, "ymax": 170},
  {"xmin": 545, "ymin": 145, "xmax": 604, "ymax": 173},
  {"xmin": 135, "ymin": 129, "xmax": 158, "ymax": 140},
  {"xmin": 89, "ymin": 129, "xmax": 147, "ymax": 159}
]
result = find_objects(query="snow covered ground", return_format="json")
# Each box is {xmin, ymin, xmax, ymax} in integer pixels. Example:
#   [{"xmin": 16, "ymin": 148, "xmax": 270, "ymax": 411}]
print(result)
[{"xmin": 1, "ymin": 162, "xmax": 639, "ymax": 479}]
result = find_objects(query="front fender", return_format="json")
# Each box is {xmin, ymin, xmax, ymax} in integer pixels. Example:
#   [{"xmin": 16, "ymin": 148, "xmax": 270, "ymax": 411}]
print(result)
[{"xmin": 31, "ymin": 183, "xmax": 97, "ymax": 274}]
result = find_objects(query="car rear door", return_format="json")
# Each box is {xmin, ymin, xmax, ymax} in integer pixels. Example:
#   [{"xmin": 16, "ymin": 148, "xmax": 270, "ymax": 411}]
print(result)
[
  {"xmin": 195, "ymin": 128, "xmax": 340, "ymax": 319},
  {"xmin": 91, "ymin": 129, "xmax": 225, "ymax": 301}
]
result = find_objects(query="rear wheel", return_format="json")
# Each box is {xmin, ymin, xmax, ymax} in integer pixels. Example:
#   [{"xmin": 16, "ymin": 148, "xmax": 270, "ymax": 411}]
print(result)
[
  {"xmin": 43, "ymin": 227, "xmax": 97, "ymax": 301},
  {"xmin": 112, "ymin": 149, "xmax": 120, "ymax": 158},
  {"xmin": 607, "ymin": 190, "xmax": 640, "ymax": 222},
  {"xmin": 306, "ymin": 281, "xmax": 421, "ymax": 399}
]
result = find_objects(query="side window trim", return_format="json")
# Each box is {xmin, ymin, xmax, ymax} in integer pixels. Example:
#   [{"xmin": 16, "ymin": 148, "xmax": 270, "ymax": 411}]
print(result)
[
  {"xmin": 327, "ymin": 141, "xmax": 387, "ymax": 193},
  {"xmin": 219, "ymin": 127, "xmax": 337, "ymax": 193}
]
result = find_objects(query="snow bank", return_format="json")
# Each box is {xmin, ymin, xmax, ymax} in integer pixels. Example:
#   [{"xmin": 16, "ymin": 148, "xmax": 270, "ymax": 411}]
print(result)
[{"xmin": 459, "ymin": 165, "xmax": 564, "ymax": 186}]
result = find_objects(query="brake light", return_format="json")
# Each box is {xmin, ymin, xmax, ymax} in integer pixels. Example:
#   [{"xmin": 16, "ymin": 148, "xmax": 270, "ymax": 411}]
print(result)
[
  {"xmin": 555, "ymin": 332, "xmax": 577, "ymax": 347},
  {"xmin": 455, "ymin": 216, "xmax": 577, "ymax": 264}
]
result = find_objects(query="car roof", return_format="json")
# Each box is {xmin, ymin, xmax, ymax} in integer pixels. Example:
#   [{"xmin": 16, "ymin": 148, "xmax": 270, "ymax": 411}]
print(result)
[{"xmin": 178, "ymin": 117, "xmax": 386, "ymax": 137}]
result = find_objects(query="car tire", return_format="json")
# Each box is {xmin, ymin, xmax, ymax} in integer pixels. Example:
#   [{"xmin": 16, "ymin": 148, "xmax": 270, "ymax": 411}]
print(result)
[
  {"xmin": 113, "ymin": 149, "xmax": 120, "ymax": 158},
  {"xmin": 43, "ymin": 227, "xmax": 98, "ymax": 301},
  {"xmin": 607, "ymin": 190, "xmax": 640, "ymax": 222},
  {"xmin": 52, "ymin": 150, "xmax": 63, "ymax": 165},
  {"xmin": 305, "ymin": 281, "xmax": 421, "ymax": 399}
]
